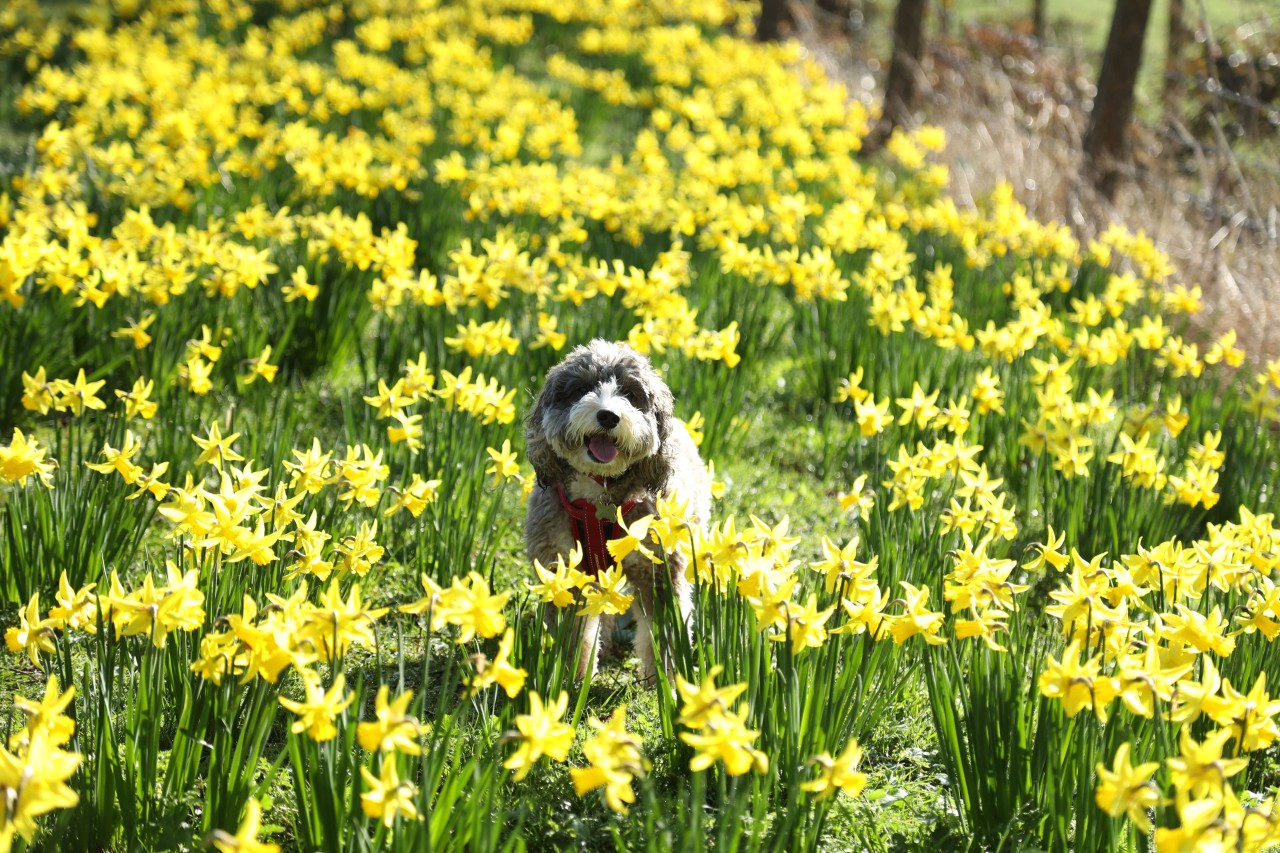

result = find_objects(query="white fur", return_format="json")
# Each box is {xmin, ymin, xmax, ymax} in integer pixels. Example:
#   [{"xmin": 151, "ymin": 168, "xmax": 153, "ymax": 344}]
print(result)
[
  {"xmin": 547, "ymin": 379, "xmax": 653, "ymax": 478},
  {"xmin": 524, "ymin": 340, "xmax": 712, "ymax": 686}
]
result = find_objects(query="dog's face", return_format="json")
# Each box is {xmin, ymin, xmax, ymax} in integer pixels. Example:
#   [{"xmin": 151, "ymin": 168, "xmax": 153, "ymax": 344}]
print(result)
[{"xmin": 527, "ymin": 340, "xmax": 674, "ymax": 484}]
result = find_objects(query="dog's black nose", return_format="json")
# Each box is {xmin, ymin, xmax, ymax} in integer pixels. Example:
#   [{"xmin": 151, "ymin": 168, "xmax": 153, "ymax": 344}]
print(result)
[{"xmin": 596, "ymin": 410, "xmax": 620, "ymax": 429}]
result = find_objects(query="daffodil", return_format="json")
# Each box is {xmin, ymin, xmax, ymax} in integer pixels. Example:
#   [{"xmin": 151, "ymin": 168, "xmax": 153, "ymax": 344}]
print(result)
[
  {"xmin": 279, "ymin": 671, "xmax": 354, "ymax": 742},
  {"xmin": 241, "ymin": 345, "xmax": 278, "ymax": 384},
  {"xmin": 5, "ymin": 594, "xmax": 57, "ymax": 667},
  {"xmin": 896, "ymin": 381, "xmax": 941, "ymax": 428},
  {"xmin": 606, "ymin": 511, "xmax": 663, "ymax": 565},
  {"xmin": 47, "ymin": 572, "xmax": 97, "ymax": 633},
  {"xmin": 283, "ymin": 439, "xmax": 333, "ymax": 495},
  {"xmin": 1201, "ymin": 671, "xmax": 1280, "ymax": 752},
  {"xmin": 832, "ymin": 368, "xmax": 868, "ymax": 404},
  {"xmin": 886, "ymin": 582, "xmax": 946, "ymax": 646},
  {"xmin": 383, "ymin": 474, "xmax": 441, "ymax": 517},
  {"xmin": 466, "ymin": 628, "xmax": 527, "ymax": 699},
  {"xmin": 578, "ymin": 564, "xmax": 634, "ymax": 617},
  {"xmin": 680, "ymin": 701, "xmax": 769, "ymax": 777},
  {"xmin": 854, "ymin": 395, "xmax": 893, "ymax": 436},
  {"xmin": 440, "ymin": 572, "xmax": 509, "ymax": 644},
  {"xmin": 1038, "ymin": 638, "xmax": 1115, "ymax": 720},
  {"xmin": 53, "ymin": 369, "xmax": 107, "ymax": 416},
  {"xmin": 970, "ymin": 367, "xmax": 1004, "ymax": 415},
  {"xmin": 571, "ymin": 706, "xmax": 648, "ymax": 814},
  {"xmin": 363, "ymin": 378, "xmax": 411, "ymax": 419},
  {"xmin": 772, "ymin": 593, "xmax": 835, "ymax": 656},
  {"xmin": 676, "ymin": 666, "xmax": 748, "ymax": 730},
  {"xmin": 0, "ymin": 429, "xmax": 57, "ymax": 488},
  {"xmin": 282, "ymin": 266, "xmax": 319, "ymax": 302},
  {"xmin": 1166, "ymin": 727, "xmax": 1248, "ymax": 806},
  {"xmin": 20, "ymin": 368, "xmax": 54, "ymax": 415},
  {"xmin": 801, "ymin": 738, "xmax": 867, "ymax": 801},
  {"xmin": 484, "ymin": 440, "xmax": 522, "ymax": 486},
  {"xmin": 10, "ymin": 675, "xmax": 75, "ymax": 752},
  {"xmin": 809, "ymin": 536, "xmax": 876, "ymax": 595},
  {"xmin": 0, "ymin": 735, "xmax": 79, "ymax": 849},
  {"xmin": 211, "ymin": 798, "xmax": 280, "ymax": 853},
  {"xmin": 306, "ymin": 580, "xmax": 388, "ymax": 660},
  {"xmin": 360, "ymin": 759, "xmax": 421, "ymax": 827},
  {"xmin": 503, "ymin": 691, "xmax": 575, "ymax": 781},
  {"xmin": 333, "ymin": 444, "xmax": 389, "ymax": 509},
  {"xmin": 954, "ymin": 607, "xmax": 1010, "ymax": 651},
  {"xmin": 531, "ymin": 311, "xmax": 567, "ymax": 351},
  {"xmin": 180, "ymin": 356, "xmax": 215, "ymax": 395},
  {"xmin": 193, "ymin": 422, "xmax": 245, "ymax": 469},
  {"xmin": 1094, "ymin": 742, "xmax": 1161, "ymax": 831},
  {"xmin": 111, "ymin": 313, "xmax": 156, "ymax": 349},
  {"xmin": 398, "ymin": 573, "xmax": 447, "ymax": 627},
  {"xmin": 745, "ymin": 515, "xmax": 801, "ymax": 562},
  {"xmin": 85, "ymin": 430, "xmax": 146, "ymax": 483},
  {"xmin": 386, "ymin": 410, "xmax": 424, "ymax": 451},
  {"xmin": 837, "ymin": 474, "xmax": 875, "ymax": 521},
  {"xmin": 1023, "ymin": 525, "xmax": 1070, "ymax": 572},
  {"xmin": 357, "ymin": 686, "xmax": 428, "ymax": 755},
  {"xmin": 528, "ymin": 547, "xmax": 588, "ymax": 608}
]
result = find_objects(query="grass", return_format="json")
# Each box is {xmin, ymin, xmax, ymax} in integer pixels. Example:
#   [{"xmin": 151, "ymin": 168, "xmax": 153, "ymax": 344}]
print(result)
[
  {"xmin": 0, "ymin": 293, "xmax": 949, "ymax": 849},
  {"xmin": 374, "ymin": 363, "xmax": 949, "ymax": 848},
  {"xmin": 947, "ymin": 0, "xmax": 1277, "ymax": 106}
]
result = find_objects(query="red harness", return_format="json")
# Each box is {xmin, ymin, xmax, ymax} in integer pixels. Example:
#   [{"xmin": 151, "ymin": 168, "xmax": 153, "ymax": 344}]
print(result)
[{"xmin": 555, "ymin": 483, "xmax": 638, "ymax": 576}]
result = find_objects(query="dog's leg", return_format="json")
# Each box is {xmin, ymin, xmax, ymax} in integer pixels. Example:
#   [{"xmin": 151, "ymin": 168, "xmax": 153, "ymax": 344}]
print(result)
[
  {"xmin": 629, "ymin": 556, "xmax": 694, "ymax": 687},
  {"xmin": 631, "ymin": 575, "xmax": 657, "ymax": 687},
  {"xmin": 670, "ymin": 550, "xmax": 694, "ymax": 639},
  {"xmin": 597, "ymin": 612, "xmax": 618, "ymax": 658},
  {"xmin": 576, "ymin": 614, "xmax": 602, "ymax": 681},
  {"xmin": 662, "ymin": 550, "xmax": 694, "ymax": 680},
  {"xmin": 526, "ymin": 484, "xmax": 592, "ymax": 678},
  {"xmin": 539, "ymin": 604, "xmax": 600, "ymax": 682}
]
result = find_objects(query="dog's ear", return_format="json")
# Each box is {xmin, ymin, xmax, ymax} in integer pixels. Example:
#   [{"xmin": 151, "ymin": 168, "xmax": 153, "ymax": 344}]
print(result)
[
  {"xmin": 625, "ymin": 366, "xmax": 677, "ymax": 490},
  {"xmin": 627, "ymin": 427, "xmax": 675, "ymax": 491},
  {"xmin": 525, "ymin": 371, "xmax": 573, "ymax": 489},
  {"xmin": 649, "ymin": 375, "xmax": 675, "ymax": 442}
]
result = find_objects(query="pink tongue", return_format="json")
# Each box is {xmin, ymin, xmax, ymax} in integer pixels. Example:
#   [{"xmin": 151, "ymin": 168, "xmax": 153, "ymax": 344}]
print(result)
[{"xmin": 589, "ymin": 435, "xmax": 619, "ymax": 463}]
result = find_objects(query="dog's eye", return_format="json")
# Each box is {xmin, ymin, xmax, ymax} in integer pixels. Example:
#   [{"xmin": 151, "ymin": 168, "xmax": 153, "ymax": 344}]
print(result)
[
  {"xmin": 555, "ymin": 381, "xmax": 585, "ymax": 404},
  {"xmin": 623, "ymin": 384, "xmax": 648, "ymax": 408}
]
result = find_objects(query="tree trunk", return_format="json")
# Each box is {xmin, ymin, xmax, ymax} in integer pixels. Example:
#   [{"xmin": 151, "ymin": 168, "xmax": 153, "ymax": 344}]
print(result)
[
  {"xmin": 875, "ymin": 0, "xmax": 928, "ymax": 145},
  {"xmin": 1163, "ymin": 0, "xmax": 1188, "ymax": 108},
  {"xmin": 1082, "ymin": 0, "xmax": 1154, "ymax": 199},
  {"xmin": 1032, "ymin": 0, "xmax": 1046, "ymax": 41},
  {"xmin": 756, "ymin": 0, "xmax": 793, "ymax": 42}
]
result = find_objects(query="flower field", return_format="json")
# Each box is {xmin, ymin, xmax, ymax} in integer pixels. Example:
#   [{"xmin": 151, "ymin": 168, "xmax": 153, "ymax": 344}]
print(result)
[{"xmin": 1, "ymin": 0, "xmax": 1279, "ymax": 850}]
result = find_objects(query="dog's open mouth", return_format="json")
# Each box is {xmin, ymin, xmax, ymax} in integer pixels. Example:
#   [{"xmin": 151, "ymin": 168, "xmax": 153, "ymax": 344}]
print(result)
[{"xmin": 585, "ymin": 434, "xmax": 620, "ymax": 464}]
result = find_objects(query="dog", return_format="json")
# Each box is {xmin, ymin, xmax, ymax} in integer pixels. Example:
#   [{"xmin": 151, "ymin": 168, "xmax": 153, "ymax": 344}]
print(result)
[{"xmin": 524, "ymin": 340, "xmax": 711, "ymax": 685}]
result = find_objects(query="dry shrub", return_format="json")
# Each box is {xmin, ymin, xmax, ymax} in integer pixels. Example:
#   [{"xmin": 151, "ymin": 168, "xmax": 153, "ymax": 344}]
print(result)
[{"xmin": 793, "ymin": 2, "xmax": 1280, "ymax": 360}]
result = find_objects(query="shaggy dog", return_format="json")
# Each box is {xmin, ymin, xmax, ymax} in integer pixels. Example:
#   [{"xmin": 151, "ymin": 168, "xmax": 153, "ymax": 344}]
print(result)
[{"xmin": 524, "ymin": 340, "xmax": 710, "ymax": 685}]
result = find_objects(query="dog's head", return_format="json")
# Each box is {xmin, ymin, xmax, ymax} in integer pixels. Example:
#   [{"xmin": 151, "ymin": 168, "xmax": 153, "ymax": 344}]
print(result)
[{"xmin": 526, "ymin": 340, "xmax": 674, "ymax": 488}]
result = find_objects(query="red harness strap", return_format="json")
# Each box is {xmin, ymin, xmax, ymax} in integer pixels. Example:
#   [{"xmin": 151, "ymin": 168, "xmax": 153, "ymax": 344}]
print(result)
[{"xmin": 555, "ymin": 484, "xmax": 638, "ymax": 576}]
